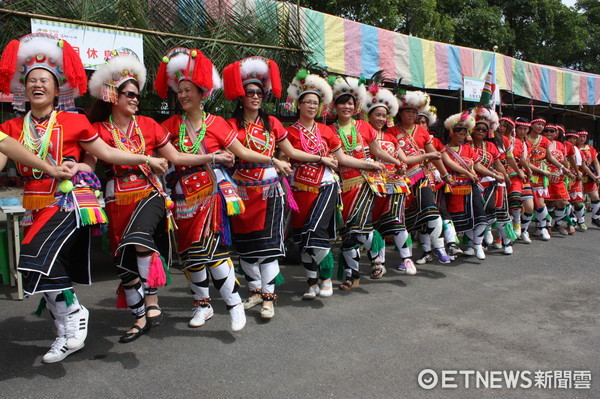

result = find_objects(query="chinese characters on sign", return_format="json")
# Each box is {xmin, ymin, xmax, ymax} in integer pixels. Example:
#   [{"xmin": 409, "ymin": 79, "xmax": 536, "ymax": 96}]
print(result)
[{"xmin": 30, "ymin": 19, "xmax": 144, "ymax": 70}]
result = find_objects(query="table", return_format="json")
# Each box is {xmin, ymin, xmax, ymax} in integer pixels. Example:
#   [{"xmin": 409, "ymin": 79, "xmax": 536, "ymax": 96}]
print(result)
[{"xmin": 0, "ymin": 204, "xmax": 25, "ymax": 300}]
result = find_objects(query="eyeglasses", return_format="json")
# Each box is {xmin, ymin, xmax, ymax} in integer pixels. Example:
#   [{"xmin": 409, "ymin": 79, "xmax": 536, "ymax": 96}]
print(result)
[
  {"xmin": 474, "ymin": 127, "xmax": 489, "ymax": 132},
  {"xmin": 452, "ymin": 127, "xmax": 467, "ymax": 133},
  {"xmin": 299, "ymin": 100, "xmax": 319, "ymax": 107},
  {"xmin": 120, "ymin": 91, "xmax": 141, "ymax": 101},
  {"xmin": 244, "ymin": 89, "xmax": 264, "ymax": 98}
]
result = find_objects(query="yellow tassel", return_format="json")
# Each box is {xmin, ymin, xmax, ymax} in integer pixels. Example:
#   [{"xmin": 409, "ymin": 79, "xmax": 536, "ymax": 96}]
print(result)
[
  {"xmin": 293, "ymin": 182, "xmax": 320, "ymax": 193},
  {"xmin": 115, "ymin": 189, "xmax": 153, "ymax": 205}
]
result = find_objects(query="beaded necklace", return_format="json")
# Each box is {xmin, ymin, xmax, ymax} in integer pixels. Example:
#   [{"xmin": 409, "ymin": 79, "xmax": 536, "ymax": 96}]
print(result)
[
  {"xmin": 22, "ymin": 110, "xmax": 58, "ymax": 179},
  {"xmin": 335, "ymin": 119, "xmax": 358, "ymax": 152},
  {"xmin": 244, "ymin": 118, "xmax": 271, "ymax": 154},
  {"xmin": 179, "ymin": 113, "xmax": 207, "ymax": 154},
  {"xmin": 295, "ymin": 121, "xmax": 323, "ymax": 155},
  {"xmin": 109, "ymin": 115, "xmax": 146, "ymax": 154}
]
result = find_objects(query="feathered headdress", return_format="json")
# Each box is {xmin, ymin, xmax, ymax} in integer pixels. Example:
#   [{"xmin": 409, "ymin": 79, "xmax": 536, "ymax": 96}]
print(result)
[
  {"xmin": 285, "ymin": 69, "xmax": 333, "ymax": 116},
  {"xmin": 396, "ymin": 90, "xmax": 430, "ymax": 113},
  {"xmin": 418, "ymin": 105, "xmax": 438, "ymax": 126},
  {"xmin": 444, "ymin": 111, "xmax": 476, "ymax": 132},
  {"xmin": 154, "ymin": 47, "xmax": 221, "ymax": 99},
  {"xmin": 330, "ymin": 75, "xmax": 367, "ymax": 110},
  {"xmin": 471, "ymin": 105, "xmax": 499, "ymax": 137},
  {"xmin": 222, "ymin": 56, "xmax": 282, "ymax": 100},
  {"xmin": 362, "ymin": 84, "xmax": 398, "ymax": 127},
  {"xmin": 0, "ymin": 33, "xmax": 87, "ymax": 112},
  {"xmin": 88, "ymin": 48, "xmax": 146, "ymax": 103}
]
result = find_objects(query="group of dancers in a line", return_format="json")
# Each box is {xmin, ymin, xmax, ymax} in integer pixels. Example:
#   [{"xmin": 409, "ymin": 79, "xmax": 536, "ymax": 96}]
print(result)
[{"xmin": 0, "ymin": 33, "xmax": 598, "ymax": 364}]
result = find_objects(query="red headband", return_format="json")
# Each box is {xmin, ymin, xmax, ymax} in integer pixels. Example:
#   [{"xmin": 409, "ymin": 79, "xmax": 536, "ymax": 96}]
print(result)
[
  {"xmin": 500, "ymin": 117, "xmax": 515, "ymax": 127},
  {"xmin": 531, "ymin": 118, "xmax": 546, "ymax": 125},
  {"xmin": 578, "ymin": 131, "xmax": 589, "ymax": 136},
  {"xmin": 565, "ymin": 132, "xmax": 579, "ymax": 137}
]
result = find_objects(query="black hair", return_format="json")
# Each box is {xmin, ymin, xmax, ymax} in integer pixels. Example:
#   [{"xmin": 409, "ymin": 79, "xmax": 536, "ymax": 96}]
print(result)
[
  {"xmin": 515, "ymin": 117, "xmax": 529, "ymax": 124},
  {"xmin": 295, "ymin": 92, "xmax": 321, "ymax": 119},
  {"xmin": 88, "ymin": 80, "xmax": 140, "ymax": 123},
  {"xmin": 231, "ymin": 100, "xmax": 273, "ymax": 133},
  {"xmin": 334, "ymin": 93, "xmax": 354, "ymax": 106}
]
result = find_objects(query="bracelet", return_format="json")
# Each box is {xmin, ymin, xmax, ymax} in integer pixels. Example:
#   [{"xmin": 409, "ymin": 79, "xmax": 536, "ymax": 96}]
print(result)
[
  {"xmin": 441, "ymin": 173, "xmax": 450, "ymax": 179},
  {"xmin": 318, "ymin": 155, "xmax": 322, "ymax": 163},
  {"xmin": 145, "ymin": 155, "xmax": 150, "ymax": 166},
  {"xmin": 269, "ymin": 155, "xmax": 275, "ymax": 165}
]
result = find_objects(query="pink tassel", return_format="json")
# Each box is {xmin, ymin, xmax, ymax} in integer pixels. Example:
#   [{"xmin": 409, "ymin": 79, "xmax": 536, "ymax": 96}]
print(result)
[
  {"xmin": 146, "ymin": 252, "xmax": 166, "ymax": 288},
  {"xmin": 282, "ymin": 178, "xmax": 299, "ymax": 212}
]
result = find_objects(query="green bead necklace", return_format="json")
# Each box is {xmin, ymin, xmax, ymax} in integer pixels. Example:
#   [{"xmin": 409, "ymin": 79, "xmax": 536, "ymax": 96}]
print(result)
[{"xmin": 179, "ymin": 113, "xmax": 207, "ymax": 154}]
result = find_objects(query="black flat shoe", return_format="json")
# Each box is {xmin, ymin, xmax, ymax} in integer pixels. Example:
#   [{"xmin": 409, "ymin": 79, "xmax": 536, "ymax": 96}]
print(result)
[
  {"xmin": 146, "ymin": 306, "xmax": 165, "ymax": 327},
  {"xmin": 119, "ymin": 323, "xmax": 150, "ymax": 344}
]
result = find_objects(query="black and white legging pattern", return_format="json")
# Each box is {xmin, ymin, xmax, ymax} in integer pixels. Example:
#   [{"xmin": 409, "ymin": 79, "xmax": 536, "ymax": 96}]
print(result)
[
  {"xmin": 185, "ymin": 258, "xmax": 241, "ymax": 307},
  {"xmin": 239, "ymin": 256, "xmax": 279, "ymax": 296}
]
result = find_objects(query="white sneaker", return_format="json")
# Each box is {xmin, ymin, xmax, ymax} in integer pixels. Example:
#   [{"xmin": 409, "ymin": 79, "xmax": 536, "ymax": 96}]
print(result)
[
  {"xmin": 400, "ymin": 259, "xmax": 417, "ymax": 275},
  {"xmin": 540, "ymin": 228, "xmax": 551, "ymax": 241},
  {"xmin": 474, "ymin": 244, "xmax": 486, "ymax": 260},
  {"xmin": 229, "ymin": 303, "xmax": 246, "ymax": 332},
  {"xmin": 65, "ymin": 306, "xmax": 89, "ymax": 350},
  {"xmin": 42, "ymin": 336, "xmax": 83, "ymax": 364},
  {"xmin": 484, "ymin": 231, "xmax": 494, "ymax": 246},
  {"xmin": 558, "ymin": 225, "xmax": 568, "ymax": 235},
  {"xmin": 503, "ymin": 245, "xmax": 513, "ymax": 255},
  {"xmin": 520, "ymin": 231, "xmax": 531, "ymax": 244},
  {"xmin": 189, "ymin": 304, "xmax": 214, "ymax": 328},
  {"xmin": 463, "ymin": 246, "xmax": 475, "ymax": 256}
]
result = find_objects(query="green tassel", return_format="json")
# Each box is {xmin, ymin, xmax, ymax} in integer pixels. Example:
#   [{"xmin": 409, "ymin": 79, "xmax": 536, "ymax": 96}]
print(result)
[
  {"xmin": 34, "ymin": 297, "xmax": 46, "ymax": 317},
  {"xmin": 491, "ymin": 221, "xmax": 498, "ymax": 229},
  {"xmin": 406, "ymin": 233, "xmax": 413, "ymax": 247},
  {"xmin": 80, "ymin": 209, "xmax": 91, "ymax": 226},
  {"xmin": 275, "ymin": 272, "xmax": 285, "ymax": 286},
  {"xmin": 62, "ymin": 289, "xmax": 75, "ymax": 307},
  {"xmin": 532, "ymin": 214, "xmax": 538, "ymax": 222},
  {"xmin": 327, "ymin": 75, "xmax": 337, "ymax": 85},
  {"xmin": 318, "ymin": 251, "xmax": 334, "ymax": 280},
  {"xmin": 442, "ymin": 220, "xmax": 448, "ymax": 231},
  {"xmin": 370, "ymin": 230, "xmax": 384, "ymax": 254},
  {"xmin": 462, "ymin": 234, "xmax": 471, "ymax": 245},
  {"xmin": 504, "ymin": 222, "xmax": 518, "ymax": 242},
  {"xmin": 358, "ymin": 76, "xmax": 367, "ymax": 85},
  {"xmin": 337, "ymin": 251, "xmax": 346, "ymax": 280},
  {"xmin": 335, "ymin": 208, "xmax": 343, "ymax": 228},
  {"xmin": 161, "ymin": 256, "xmax": 171, "ymax": 286}
]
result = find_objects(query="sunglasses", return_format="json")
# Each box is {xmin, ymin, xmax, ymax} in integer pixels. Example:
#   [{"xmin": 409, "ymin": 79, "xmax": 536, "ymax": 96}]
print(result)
[
  {"xmin": 543, "ymin": 129, "xmax": 556, "ymax": 133},
  {"xmin": 120, "ymin": 91, "xmax": 141, "ymax": 100},
  {"xmin": 245, "ymin": 89, "xmax": 264, "ymax": 98},
  {"xmin": 474, "ymin": 127, "xmax": 489, "ymax": 132},
  {"xmin": 452, "ymin": 127, "xmax": 468, "ymax": 133}
]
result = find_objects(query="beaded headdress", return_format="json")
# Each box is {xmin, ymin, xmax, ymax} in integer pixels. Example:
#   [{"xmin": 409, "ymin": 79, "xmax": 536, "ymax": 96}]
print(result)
[
  {"xmin": 285, "ymin": 69, "xmax": 333, "ymax": 116},
  {"xmin": 361, "ymin": 84, "xmax": 398, "ymax": 126},
  {"xmin": 0, "ymin": 33, "xmax": 87, "ymax": 112},
  {"xmin": 445, "ymin": 111, "xmax": 476, "ymax": 132},
  {"xmin": 471, "ymin": 105, "xmax": 500, "ymax": 137},
  {"xmin": 396, "ymin": 90, "xmax": 430, "ymax": 113},
  {"xmin": 222, "ymin": 56, "xmax": 282, "ymax": 100},
  {"xmin": 154, "ymin": 47, "xmax": 221, "ymax": 99},
  {"xmin": 88, "ymin": 48, "xmax": 146, "ymax": 103}
]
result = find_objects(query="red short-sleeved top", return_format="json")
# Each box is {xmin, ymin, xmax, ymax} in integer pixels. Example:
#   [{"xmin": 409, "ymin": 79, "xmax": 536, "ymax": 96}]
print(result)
[
  {"xmin": 286, "ymin": 122, "xmax": 341, "ymax": 190},
  {"xmin": 526, "ymin": 135, "xmax": 550, "ymax": 164},
  {"xmin": 330, "ymin": 120, "xmax": 376, "ymax": 181},
  {"xmin": 471, "ymin": 141, "xmax": 500, "ymax": 171},
  {"xmin": 1, "ymin": 111, "xmax": 98, "ymax": 177},
  {"xmin": 228, "ymin": 115, "xmax": 287, "ymax": 182}
]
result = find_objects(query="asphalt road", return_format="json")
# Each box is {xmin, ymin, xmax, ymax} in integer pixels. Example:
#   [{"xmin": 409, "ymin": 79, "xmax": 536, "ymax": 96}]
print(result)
[{"xmin": 0, "ymin": 221, "xmax": 599, "ymax": 399}]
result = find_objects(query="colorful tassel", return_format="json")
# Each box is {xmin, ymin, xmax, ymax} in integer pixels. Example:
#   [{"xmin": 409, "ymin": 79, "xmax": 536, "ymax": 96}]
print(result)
[
  {"xmin": 146, "ymin": 252, "xmax": 166, "ymax": 288},
  {"xmin": 34, "ymin": 297, "xmax": 47, "ymax": 317},
  {"xmin": 504, "ymin": 222, "xmax": 518, "ymax": 242},
  {"xmin": 191, "ymin": 50, "xmax": 214, "ymax": 93},
  {"xmin": 162, "ymin": 256, "xmax": 171, "ymax": 286},
  {"xmin": 370, "ymin": 230, "xmax": 384, "ymax": 254},
  {"xmin": 115, "ymin": 284, "xmax": 128, "ymax": 309}
]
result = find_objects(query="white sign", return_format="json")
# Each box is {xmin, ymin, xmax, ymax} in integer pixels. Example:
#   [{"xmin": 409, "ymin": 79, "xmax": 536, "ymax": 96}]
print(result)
[
  {"xmin": 463, "ymin": 76, "xmax": 501, "ymax": 104},
  {"xmin": 31, "ymin": 19, "xmax": 144, "ymax": 70}
]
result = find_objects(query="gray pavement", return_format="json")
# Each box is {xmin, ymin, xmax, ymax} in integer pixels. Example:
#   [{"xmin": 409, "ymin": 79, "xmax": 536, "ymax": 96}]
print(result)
[{"xmin": 0, "ymin": 221, "xmax": 599, "ymax": 399}]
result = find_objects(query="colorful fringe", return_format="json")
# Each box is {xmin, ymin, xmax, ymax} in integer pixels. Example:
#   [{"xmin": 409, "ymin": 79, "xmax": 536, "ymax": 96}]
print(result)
[
  {"xmin": 146, "ymin": 253, "xmax": 167, "ymax": 288},
  {"xmin": 115, "ymin": 284, "xmax": 128, "ymax": 309},
  {"xmin": 34, "ymin": 296, "xmax": 47, "ymax": 317},
  {"xmin": 282, "ymin": 178, "xmax": 299, "ymax": 212}
]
